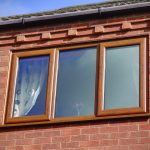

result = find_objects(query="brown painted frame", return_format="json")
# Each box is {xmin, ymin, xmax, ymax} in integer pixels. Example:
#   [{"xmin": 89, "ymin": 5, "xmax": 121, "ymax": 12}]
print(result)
[
  {"xmin": 51, "ymin": 43, "xmax": 99, "ymax": 122},
  {"xmin": 98, "ymin": 37, "xmax": 147, "ymax": 116},
  {"xmin": 4, "ymin": 37, "xmax": 148, "ymax": 126},
  {"xmin": 5, "ymin": 49, "xmax": 55, "ymax": 124}
]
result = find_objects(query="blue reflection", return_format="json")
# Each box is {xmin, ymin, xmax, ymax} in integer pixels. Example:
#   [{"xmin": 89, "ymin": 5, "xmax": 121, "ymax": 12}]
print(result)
[
  {"xmin": 13, "ymin": 56, "xmax": 49, "ymax": 117},
  {"xmin": 55, "ymin": 47, "xmax": 96, "ymax": 118}
]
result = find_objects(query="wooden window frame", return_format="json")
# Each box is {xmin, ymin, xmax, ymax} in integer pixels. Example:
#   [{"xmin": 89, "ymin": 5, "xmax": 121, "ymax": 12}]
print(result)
[
  {"xmin": 98, "ymin": 38, "xmax": 147, "ymax": 116},
  {"xmin": 50, "ymin": 44, "xmax": 99, "ymax": 122},
  {"xmin": 5, "ymin": 49, "xmax": 55, "ymax": 124},
  {"xmin": 4, "ymin": 37, "xmax": 148, "ymax": 126}
]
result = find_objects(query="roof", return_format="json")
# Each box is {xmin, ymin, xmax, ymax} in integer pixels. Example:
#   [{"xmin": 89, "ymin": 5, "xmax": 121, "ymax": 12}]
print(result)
[
  {"xmin": 0, "ymin": 0, "xmax": 150, "ymax": 28},
  {"xmin": 0, "ymin": 0, "xmax": 150, "ymax": 21}
]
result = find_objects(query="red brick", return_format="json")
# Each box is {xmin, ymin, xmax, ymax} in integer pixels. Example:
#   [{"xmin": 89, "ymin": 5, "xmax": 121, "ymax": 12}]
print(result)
[
  {"xmin": 80, "ymin": 141, "xmax": 99, "ymax": 148},
  {"xmin": 33, "ymin": 137, "xmax": 51, "ymax": 144},
  {"xmin": 0, "ymin": 56, "xmax": 9, "ymax": 62},
  {"xmin": 90, "ymin": 134, "xmax": 109, "ymax": 140},
  {"xmin": 0, "ymin": 77, "xmax": 7, "ymax": 84},
  {"xmin": 129, "ymin": 144, "xmax": 149, "ymax": 150},
  {"xmin": 43, "ymin": 130, "xmax": 60, "ymax": 137},
  {"xmin": 26, "ymin": 35, "xmax": 40, "ymax": 42},
  {"xmin": 7, "ymin": 132, "xmax": 24, "ymax": 140},
  {"xmin": 86, "ymin": 148, "xmax": 102, "ymax": 150},
  {"xmin": 81, "ymin": 128, "xmax": 99, "ymax": 134},
  {"xmin": 0, "ymin": 39, "xmax": 15, "ymax": 45},
  {"xmin": 139, "ymin": 138, "xmax": 150, "ymax": 144},
  {"xmin": 0, "ymin": 72, "xmax": 7, "ymax": 78},
  {"xmin": 122, "ymin": 21, "xmax": 132, "ymax": 30},
  {"xmin": 42, "ymin": 143, "xmax": 60, "ymax": 150},
  {"xmin": 25, "ymin": 132, "xmax": 42, "ymax": 138},
  {"xmin": 79, "ymin": 28, "xmax": 93, "ymax": 35},
  {"xmin": 61, "ymin": 129, "xmax": 80, "ymax": 136},
  {"xmin": 71, "ymin": 135, "xmax": 89, "ymax": 142},
  {"xmin": 15, "ymin": 139, "xmax": 32, "ymax": 145},
  {"xmin": 0, "ymin": 62, "xmax": 8, "ymax": 67},
  {"xmin": 119, "ymin": 125, "xmax": 138, "ymax": 132},
  {"xmin": 0, "ymin": 134, "xmax": 7, "ymax": 141},
  {"xmin": 0, "ymin": 140, "xmax": 14, "ymax": 147},
  {"xmin": 68, "ymin": 28, "xmax": 78, "ymax": 36},
  {"xmin": 110, "ymin": 132, "xmax": 129, "ymax": 139},
  {"xmin": 0, "ymin": 83, "xmax": 6, "ymax": 88},
  {"xmin": 119, "ymin": 138, "xmax": 139, "ymax": 145},
  {"xmin": 102, "ymin": 145, "xmax": 129, "ymax": 150},
  {"xmin": 6, "ymin": 146, "xmax": 24, "ymax": 150},
  {"xmin": 41, "ymin": 32, "xmax": 51, "ymax": 40},
  {"xmin": 130, "ymin": 131, "xmax": 149, "ymax": 138},
  {"xmin": 105, "ymin": 24, "xmax": 121, "ymax": 33},
  {"xmin": 0, "ymin": 67, "xmax": 8, "ymax": 72},
  {"xmin": 51, "ymin": 32, "xmax": 67, "ymax": 39},
  {"xmin": 68, "ymin": 148, "xmax": 87, "ymax": 150},
  {"xmin": 139, "ymin": 124, "xmax": 150, "ymax": 130},
  {"xmin": 99, "ymin": 126, "xmax": 118, "ymax": 133},
  {"xmin": 94, "ymin": 25, "xmax": 104, "ymax": 33},
  {"xmin": 0, "ymin": 51, "xmax": 9, "ymax": 56},
  {"xmin": 0, "ymin": 147, "xmax": 5, "ymax": 150},
  {"xmin": 16, "ymin": 35, "xmax": 26, "ymax": 43},
  {"xmin": 101, "ymin": 139, "xmax": 118, "ymax": 146},
  {"xmin": 52, "ymin": 136, "xmax": 70, "ymax": 143},
  {"xmin": 132, "ymin": 22, "xmax": 147, "ymax": 29},
  {"xmin": 61, "ymin": 142, "xmax": 79, "ymax": 148},
  {"xmin": 24, "ymin": 145, "xmax": 41, "ymax": 150}
]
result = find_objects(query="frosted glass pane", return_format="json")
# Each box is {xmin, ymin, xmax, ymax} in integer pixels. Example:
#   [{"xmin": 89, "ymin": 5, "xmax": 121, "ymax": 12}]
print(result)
[
  {"xmin": 104, "ymin": 45, "xmax": 139, "ymax": 109},
  {"xmin": 13, "ymin": 56, "xmax": 49, "ymax": 117},
  {"xmin": 55, "ymin": 47, "xmax": 96, "ymax": 118}
]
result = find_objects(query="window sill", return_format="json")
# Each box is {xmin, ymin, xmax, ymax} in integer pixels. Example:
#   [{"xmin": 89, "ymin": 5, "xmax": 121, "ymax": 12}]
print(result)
[{"xmin": 1, "ymin": 113, "xmax": 150, "ymax": 128}]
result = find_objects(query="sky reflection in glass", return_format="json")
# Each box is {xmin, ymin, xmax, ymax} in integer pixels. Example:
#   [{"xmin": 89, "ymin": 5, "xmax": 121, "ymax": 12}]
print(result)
[
  {"xmin": 13, "ymin": 56, "xmax": 49, "ymax": 117},
  {"xmin": 104, "ymin": 45, "xmax": 139, "ymax": 109},
  {"xmin": 55, "ymin": 47, "xmax": 96, "ymax": 118}
]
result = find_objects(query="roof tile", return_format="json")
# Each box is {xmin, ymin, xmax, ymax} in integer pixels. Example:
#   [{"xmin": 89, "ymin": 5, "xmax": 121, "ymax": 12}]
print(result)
[{"xmin": 0, "ymin": 0, "xmax": 150, "ymax": 21}]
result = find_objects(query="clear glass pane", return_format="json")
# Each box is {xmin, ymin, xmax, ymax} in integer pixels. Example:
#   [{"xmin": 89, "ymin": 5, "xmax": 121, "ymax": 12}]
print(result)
[
  {"xmin": 13, "ymin": 55, "xmax": 49, "ymax": 117},
  {"xmin": 104, "ymin": 45, "xmax": 139, "ymax": 109},
  {"xmin": 55, "ymin": 47, "xmax": 96, "ymax": 118}
]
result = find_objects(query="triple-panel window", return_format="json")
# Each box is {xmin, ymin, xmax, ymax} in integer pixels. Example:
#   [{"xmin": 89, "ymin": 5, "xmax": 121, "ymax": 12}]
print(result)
[{"xmin": 5, "ymin": 37, "xmax": 147, "ymax": 124}]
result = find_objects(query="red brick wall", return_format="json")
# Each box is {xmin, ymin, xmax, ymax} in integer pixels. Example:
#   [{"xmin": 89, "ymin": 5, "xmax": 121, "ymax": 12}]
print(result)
[{"xmin": 0, "ymin": 12, "xmax": 150, "ymax": 150}]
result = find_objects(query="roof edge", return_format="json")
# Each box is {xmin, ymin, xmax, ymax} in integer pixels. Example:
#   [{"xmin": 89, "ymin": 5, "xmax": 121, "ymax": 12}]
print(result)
[
  {"xmin": 101, "ymin": 1, "xmax": 150, "ymax": 12},
  {"xmin": 0, "ymin": 1, "xmax": 150, "ymax": 28}
]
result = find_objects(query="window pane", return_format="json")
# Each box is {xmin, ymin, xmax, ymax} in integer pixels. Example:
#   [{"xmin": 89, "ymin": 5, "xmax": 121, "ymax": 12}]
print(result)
[
  {"xmin": 13, "ymin": 56, "xmax": 49, "ymax": 117},
  {"xmin": 55, "ymin": 47, "xmax": 96, "ymax": 118},
  {"xmin": 104, "ymin": 45, "xmax": 139, "ymax": 109}
]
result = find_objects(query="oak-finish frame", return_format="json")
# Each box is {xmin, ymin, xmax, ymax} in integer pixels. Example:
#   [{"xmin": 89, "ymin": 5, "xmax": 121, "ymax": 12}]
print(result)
[
  {"xmin": 4, "ymin": 36, "xmax": 149, "ymax": 126},
  {"xmin": 51, "ymin": 43, "xmax": 99, "ymax": 122},
  {"xmin": 5, "ymin": 49, "xmax": 55, "ymax": 124},
  {"xmin": 98, "ymin": 38, "xmax": 147, "ymax": 116}
]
